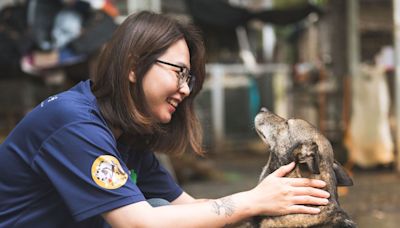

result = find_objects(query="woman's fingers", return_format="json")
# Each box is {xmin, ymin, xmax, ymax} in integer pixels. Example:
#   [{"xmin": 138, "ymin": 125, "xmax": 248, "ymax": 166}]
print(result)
[
  {"xmin": 292, "ymin": 195, "xmax": 329, "ymax": 206},
  {"xmin": 287, "ymin": 177, "xmax": 327, "ymax": 188},
  {"xmin": 292, "ymin": 187, "xmax": 330, "ymax": 198},
  {"xmin": 288, "ymin": 205, "xmax": 321, "ymax": 214},
  {"xmin": 271, "ymin": 164, "xmax": 327, "ymax": 189},
  {"xmin": 271, "ymin": 162, "xmax": 295, "ymax": 177},
  {"xmin": 256, "ymin": 163, "xmax": 333, "ymax": 216}
]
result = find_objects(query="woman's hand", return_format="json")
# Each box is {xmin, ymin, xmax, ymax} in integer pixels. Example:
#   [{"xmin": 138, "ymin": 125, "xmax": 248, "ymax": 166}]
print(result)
[{"xmin": 249, "ymin": 162, "xmax": 330, "ymax": 216}]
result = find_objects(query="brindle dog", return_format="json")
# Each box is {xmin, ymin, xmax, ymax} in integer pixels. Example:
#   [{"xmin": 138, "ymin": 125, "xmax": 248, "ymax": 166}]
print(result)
[{"xmin": 253, "ymin": 108, "xmax": 356, "ymax": 228}]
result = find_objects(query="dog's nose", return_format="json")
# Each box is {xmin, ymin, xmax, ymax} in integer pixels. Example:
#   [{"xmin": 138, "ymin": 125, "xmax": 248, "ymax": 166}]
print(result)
[{"xmin": 260, "ymin": 107, "xmax": 269, "ymax": 112}]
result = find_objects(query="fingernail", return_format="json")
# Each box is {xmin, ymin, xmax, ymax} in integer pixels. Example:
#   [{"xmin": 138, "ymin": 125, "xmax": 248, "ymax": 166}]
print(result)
[{"xmin": 325, "ymin": 192, "xmax": 330, "ymax": 198}]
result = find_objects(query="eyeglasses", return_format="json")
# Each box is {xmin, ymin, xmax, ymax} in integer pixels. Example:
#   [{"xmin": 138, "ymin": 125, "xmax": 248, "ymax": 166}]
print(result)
[{"xmin": 155, "ymin": 59, "xmax": 195, "ymax": 92}]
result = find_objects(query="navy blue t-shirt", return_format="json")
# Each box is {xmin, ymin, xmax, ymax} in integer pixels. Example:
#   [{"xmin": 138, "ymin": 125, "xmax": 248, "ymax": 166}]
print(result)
[{"xmin": 0, "ymin": 80, "xmax": 182, "ymax": 227}]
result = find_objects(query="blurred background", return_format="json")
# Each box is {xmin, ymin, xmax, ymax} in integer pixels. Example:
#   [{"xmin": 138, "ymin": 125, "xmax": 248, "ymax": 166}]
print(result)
[{"xmin": 0, "ymin": 0, "xmax": 399, "ymax": 227}]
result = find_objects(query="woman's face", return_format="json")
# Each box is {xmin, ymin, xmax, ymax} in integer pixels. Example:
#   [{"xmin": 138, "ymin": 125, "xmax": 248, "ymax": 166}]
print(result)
[{"xmin": 137, "ymin": 39, "xmax": 191, "ymax": 123}]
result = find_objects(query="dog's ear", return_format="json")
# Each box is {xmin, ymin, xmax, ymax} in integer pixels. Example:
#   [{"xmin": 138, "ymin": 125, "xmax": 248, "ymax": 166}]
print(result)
[
  {"xmin": 292, "ymin": 142, "xmax": 320, "ymax": 174},
  {"xmin": 333, "ymin": 160, "xmax": 353, "ymax": 186}
]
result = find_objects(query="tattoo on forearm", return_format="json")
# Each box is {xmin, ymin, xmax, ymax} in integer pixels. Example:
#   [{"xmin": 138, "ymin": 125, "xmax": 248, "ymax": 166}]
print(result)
[{"xmin": 211, "ymin": 197, "xmax": 235, "ymax": 217}]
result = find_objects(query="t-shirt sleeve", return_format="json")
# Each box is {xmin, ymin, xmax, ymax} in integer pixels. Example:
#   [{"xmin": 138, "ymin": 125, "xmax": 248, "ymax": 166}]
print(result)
[
  {"xmin": 135, "ymin": 152, "xmax": 183, "ymax": 202},
  {"xmin": 31, "ymin": 121, "xmax": 145, "ymax": 222}
]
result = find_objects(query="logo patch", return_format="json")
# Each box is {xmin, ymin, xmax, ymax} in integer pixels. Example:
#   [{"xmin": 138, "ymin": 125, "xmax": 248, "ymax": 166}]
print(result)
[{"xmin": 91, "ymin": 155, "xmax": 128, "ymax": 189}]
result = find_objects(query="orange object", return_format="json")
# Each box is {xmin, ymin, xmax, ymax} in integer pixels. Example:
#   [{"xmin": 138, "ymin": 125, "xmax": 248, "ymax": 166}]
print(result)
[{"xmin": 102, "ymin": 1, "xmax": 119, "ymax": 17}]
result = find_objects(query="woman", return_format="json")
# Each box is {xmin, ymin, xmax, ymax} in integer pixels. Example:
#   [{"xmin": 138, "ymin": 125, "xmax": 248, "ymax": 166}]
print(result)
[{"xmin": 0, "ymin": 11, "xmax": 329, "ymax": 227}]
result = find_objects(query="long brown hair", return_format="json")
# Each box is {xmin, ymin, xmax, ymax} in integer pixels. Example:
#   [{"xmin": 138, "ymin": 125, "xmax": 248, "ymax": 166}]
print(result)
[{"xmin": 92, "ymin": 11, "xmax": 205, "ymax": 155}]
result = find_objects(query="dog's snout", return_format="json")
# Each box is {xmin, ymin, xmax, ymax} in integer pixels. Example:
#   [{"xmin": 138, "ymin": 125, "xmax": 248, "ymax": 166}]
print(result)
[{"xmin": 260, "ymin": 107, "xmax": 269, "ymax": 112}]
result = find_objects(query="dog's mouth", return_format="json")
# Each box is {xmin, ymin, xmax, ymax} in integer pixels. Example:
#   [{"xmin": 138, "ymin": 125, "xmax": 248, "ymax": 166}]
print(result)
[
  {"xmin": 256, "ymin": 129, "xmax": 266, "ymax": 140},
  {"xmin": 256, "ymin": 129, "xmax": 272, "ymax": 152}
]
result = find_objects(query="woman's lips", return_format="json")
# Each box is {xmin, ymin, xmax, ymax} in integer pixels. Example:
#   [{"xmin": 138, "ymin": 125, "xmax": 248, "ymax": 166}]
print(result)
[{"xmin": 167, "ymin": 98, "xmax": 178, "ymax": 113}]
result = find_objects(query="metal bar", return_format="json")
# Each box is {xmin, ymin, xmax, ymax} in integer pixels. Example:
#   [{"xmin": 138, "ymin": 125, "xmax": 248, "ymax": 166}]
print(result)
[
  {"xmin": 211, "ymin": 65, "xmax": 225, "ymax": 152},
  {"xmin": 347, "ymin": 0, "xmax": 360, "ymax": 166},
  {"xmin": 393, "ymin": 0, "xmax": 400, "ymax": 172}
]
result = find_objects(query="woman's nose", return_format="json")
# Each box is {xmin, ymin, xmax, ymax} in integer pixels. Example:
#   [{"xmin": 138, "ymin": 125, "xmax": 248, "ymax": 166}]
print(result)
[{"xmin": 179, "ymin": 81, "xmax": 190, "ymax": 97}]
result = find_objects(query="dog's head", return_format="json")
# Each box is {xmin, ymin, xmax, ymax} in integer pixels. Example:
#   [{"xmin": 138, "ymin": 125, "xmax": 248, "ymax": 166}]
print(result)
[
  {"xmin": 255, "ymin": 107, "xmax": 353, "ymax": 187},
  {"xmin": 254, "ymin": 108, "xmax": 322, "ymax": 164}
]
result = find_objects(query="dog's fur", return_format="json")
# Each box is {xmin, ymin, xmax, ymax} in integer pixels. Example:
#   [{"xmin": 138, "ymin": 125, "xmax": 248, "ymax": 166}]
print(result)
[{"xmin": 253, "ymin": 108, "xmax": 356, "ymax": 228}]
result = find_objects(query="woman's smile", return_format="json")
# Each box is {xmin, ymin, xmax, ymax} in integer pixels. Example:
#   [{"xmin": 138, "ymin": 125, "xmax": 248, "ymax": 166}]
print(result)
[{"xmin": 166, "ymin": 97, "xmax": 178, "ymax": 113}]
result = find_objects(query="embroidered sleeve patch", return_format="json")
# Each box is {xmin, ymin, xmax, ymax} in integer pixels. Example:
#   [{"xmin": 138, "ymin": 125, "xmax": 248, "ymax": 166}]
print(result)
[{"xmin": 91, "ymin": 155, "xmax": 128, "ymax": 189}]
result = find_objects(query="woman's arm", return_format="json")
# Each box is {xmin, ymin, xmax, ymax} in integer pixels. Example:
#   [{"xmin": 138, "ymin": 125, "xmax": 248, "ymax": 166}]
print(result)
[
  {"xmin": 171, "ymin": 191, "xmax": 211, "ymax": 204},
  {"xmin": 103, "ymin": 162, "xmax": 329, "ymax": 227},
  {"xmin": 103, "ymin": 191, "xmax": 252, "ymax": 228}
]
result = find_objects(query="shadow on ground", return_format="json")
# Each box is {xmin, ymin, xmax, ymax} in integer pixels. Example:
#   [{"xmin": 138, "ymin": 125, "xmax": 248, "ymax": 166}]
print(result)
[{"xmin": 181, "ymin": 151, "xmax": 400, "ymax": 228}]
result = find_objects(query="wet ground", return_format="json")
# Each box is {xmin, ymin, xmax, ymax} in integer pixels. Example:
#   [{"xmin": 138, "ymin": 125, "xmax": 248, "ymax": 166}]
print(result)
[{"xmin": 181, "ymin": 150, "xmax": 400, "ymax": 228}]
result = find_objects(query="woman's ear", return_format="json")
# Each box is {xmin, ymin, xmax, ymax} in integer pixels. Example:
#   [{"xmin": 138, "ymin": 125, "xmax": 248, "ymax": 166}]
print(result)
[{"xmin": 129, "ymin": 71, "xmax": 136, "ymax": 83}]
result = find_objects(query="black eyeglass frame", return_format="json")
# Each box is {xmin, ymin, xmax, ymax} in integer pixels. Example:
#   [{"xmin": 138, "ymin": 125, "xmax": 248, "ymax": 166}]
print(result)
[{"xmin": 155, "ymin": 59, "xmax": 195, "ymax": 91}]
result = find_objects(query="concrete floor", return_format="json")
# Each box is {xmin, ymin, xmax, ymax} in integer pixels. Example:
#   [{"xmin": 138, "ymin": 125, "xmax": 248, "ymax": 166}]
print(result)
[{"xmin": 181, "ymin": 151, "xmax": 400, "ymax": 228}]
